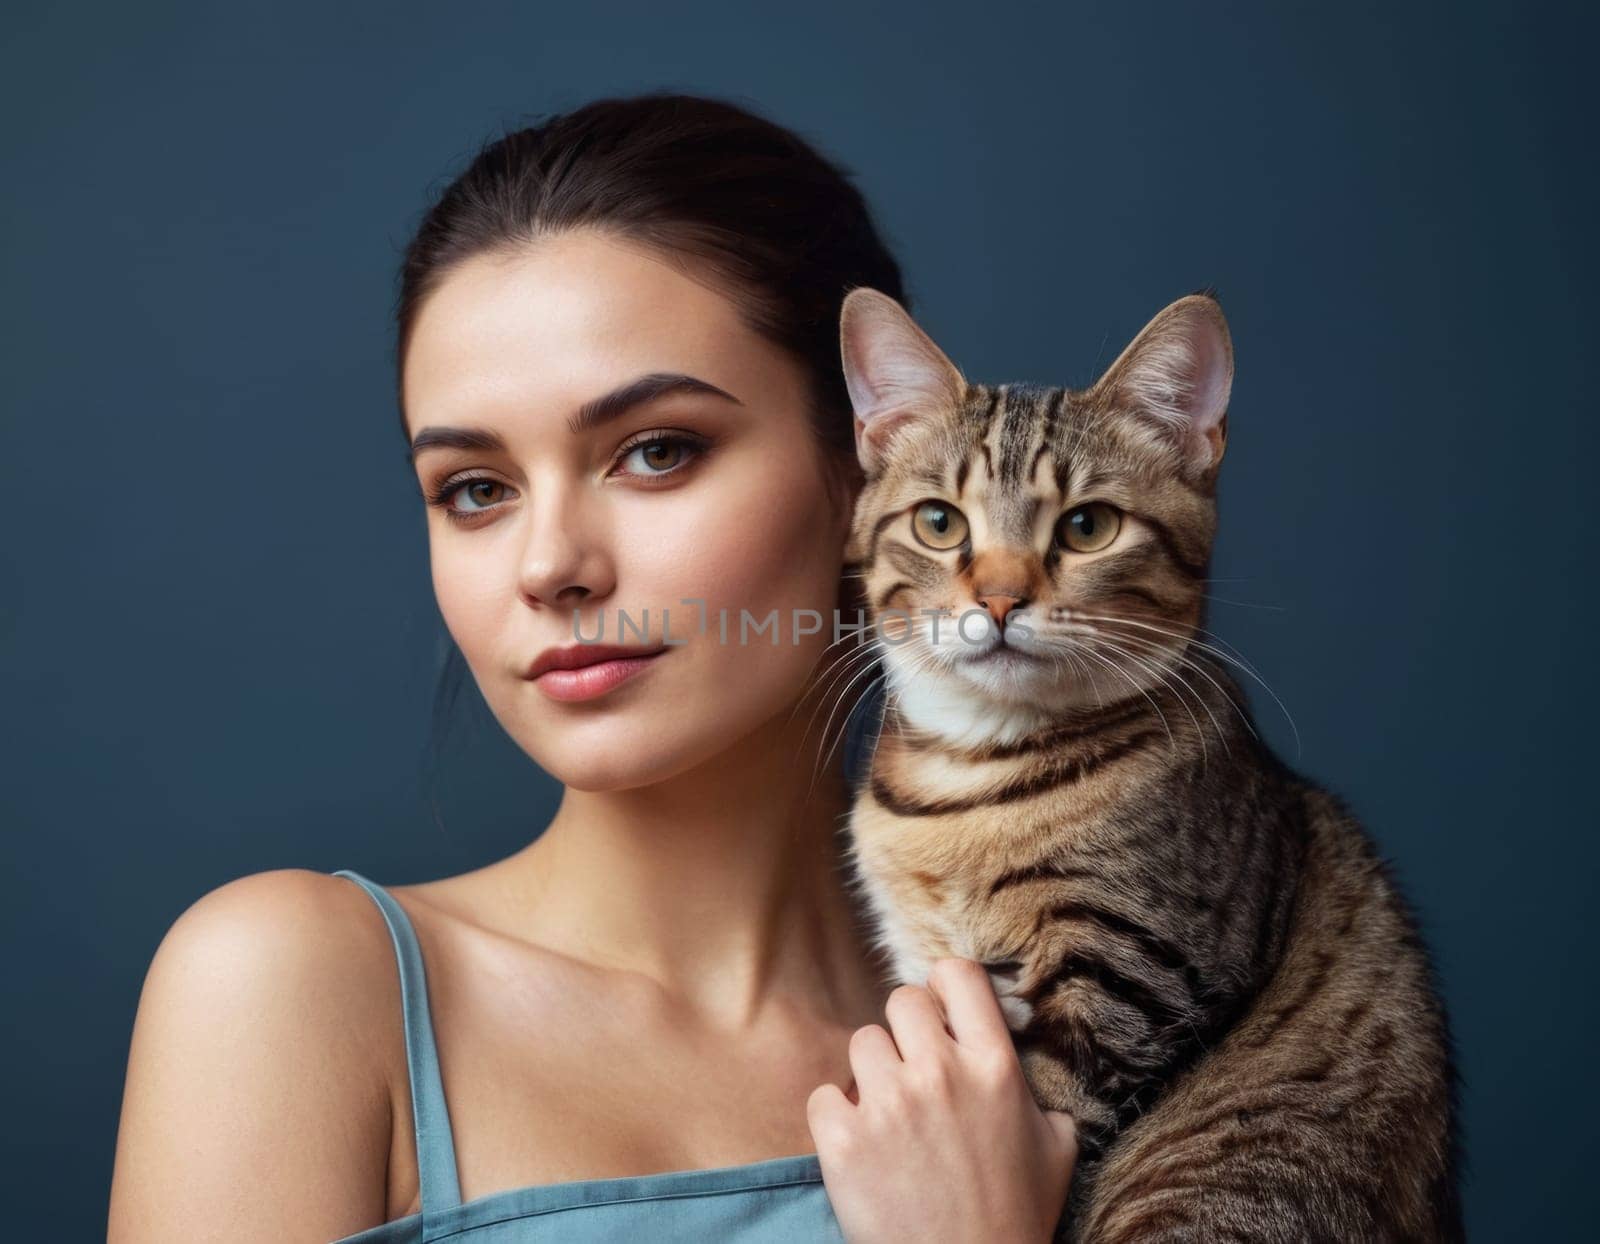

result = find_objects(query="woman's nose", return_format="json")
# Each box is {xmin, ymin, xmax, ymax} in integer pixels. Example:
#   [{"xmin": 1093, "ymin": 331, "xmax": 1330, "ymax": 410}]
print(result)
[{"xmin": 515, "ymin": 489, "xmax": 614, "ymax": 610}]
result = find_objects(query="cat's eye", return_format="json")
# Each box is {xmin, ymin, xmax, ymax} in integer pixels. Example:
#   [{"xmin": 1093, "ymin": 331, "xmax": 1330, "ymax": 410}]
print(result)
[
  {"xmin": 911, "ymin": 500, "xmax": 969, "ymax": 551},
  {"xmin": 1055, "ymin": 502, "xmax": 1122, "ymax": 553}
]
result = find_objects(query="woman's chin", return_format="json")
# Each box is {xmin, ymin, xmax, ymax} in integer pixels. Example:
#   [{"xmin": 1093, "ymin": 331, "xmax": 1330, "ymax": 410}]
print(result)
[
  {"xmin": 522, "ymin": 721, "xmax": 727, "ymax": 793},
  {"xmin": 493, "ymin": 654, "xmax": 813, "ymax": 791}
]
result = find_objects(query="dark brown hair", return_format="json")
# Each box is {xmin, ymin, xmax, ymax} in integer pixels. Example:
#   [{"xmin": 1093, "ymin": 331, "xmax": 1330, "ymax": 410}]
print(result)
[
  {"xmin": 393, "ymin": 90, "xmax": 909, "ymax": 483},
  {"xmin": 399, "ymin": 91, "xmax": 905, "ymax": 814}
]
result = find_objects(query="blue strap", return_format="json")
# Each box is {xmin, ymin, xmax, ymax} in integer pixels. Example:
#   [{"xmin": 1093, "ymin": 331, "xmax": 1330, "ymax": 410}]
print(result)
[{"xmin": 333, "ymin": 869, "xmax": 464, "ymax": 1219}]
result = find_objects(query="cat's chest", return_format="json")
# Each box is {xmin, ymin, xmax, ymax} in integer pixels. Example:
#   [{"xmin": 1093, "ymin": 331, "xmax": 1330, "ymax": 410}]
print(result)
[
  {"xmin": 846, "ymin": 799, "xmax": 1049, "ymax": 1029},
  {"xmin": 846, "ymin": 802, "xmax": 977, "ymax": 968},
  {"xmin": 845, "ymin": 730, "xmax": 1142, "ymax": 1021},
  {"xmin": 844, "ymin": 781, "xmax": 1050, "ymax": 967}
]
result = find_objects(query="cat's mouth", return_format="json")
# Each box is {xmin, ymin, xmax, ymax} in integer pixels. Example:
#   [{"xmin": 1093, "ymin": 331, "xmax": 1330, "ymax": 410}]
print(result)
[
  {"xmin": 959, "ymin": 638, "xmax": 1045, "ymax": 668},
  {"xmin": 944, "ymin": 638, "xmax": 1059, "ymax": 704}
]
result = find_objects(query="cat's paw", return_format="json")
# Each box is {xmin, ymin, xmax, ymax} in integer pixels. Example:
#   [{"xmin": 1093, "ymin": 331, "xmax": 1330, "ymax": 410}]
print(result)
[
  {"xmin": 983, "ymin": 958, "xmax": 1035, "ymax": 1032},
  {"xmin": 995, "ymin": 991, "xmax": 1035, "ymax": 1031}
]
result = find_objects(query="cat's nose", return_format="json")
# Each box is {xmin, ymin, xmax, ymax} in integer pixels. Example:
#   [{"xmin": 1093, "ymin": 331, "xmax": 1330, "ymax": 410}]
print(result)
[{"xmin": 977, "ymin": 593, "xmax": 1024, "ymax": 626}]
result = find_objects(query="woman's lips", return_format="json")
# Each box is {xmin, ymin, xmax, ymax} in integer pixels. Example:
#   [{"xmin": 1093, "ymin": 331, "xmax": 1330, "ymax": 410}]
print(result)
[{"xmin": 531, "ymin": 650, "xmax": 668, "ymax": 702}]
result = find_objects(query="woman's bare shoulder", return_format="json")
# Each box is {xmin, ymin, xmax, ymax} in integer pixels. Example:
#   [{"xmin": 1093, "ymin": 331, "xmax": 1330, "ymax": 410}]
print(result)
[
  {"xmin": 108, "ymin": 868, "xmax": 408, "ymax": 1243},
  {"xmin": 140, "ymin": 867, "xmax": 407, "ymax": 1030}
]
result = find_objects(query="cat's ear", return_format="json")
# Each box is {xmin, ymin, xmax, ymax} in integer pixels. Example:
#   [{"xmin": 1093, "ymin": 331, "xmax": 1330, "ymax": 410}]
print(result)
[
  {"xmin": 839, "ymin": 287, "xmax": 967, "ymax": 475},
  {"xmin": 1093, "ymin": 293, "xmax": 1233, "ymax": 475}
]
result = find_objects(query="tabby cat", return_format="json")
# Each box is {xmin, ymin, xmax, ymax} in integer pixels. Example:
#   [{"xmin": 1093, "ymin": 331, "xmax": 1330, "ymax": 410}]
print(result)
[{"xmin": 834, "ymin": 287, "xmax": 1462, "ymax": 1242}]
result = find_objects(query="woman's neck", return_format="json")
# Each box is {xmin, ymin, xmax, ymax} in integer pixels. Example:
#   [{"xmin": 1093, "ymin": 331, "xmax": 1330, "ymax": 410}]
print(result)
[{"xmin": 495, "ymin": 704, "xmax": 889, "ymax": 1033}]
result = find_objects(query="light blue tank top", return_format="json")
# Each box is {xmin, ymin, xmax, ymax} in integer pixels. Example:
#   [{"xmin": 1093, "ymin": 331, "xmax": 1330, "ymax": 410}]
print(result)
[{"xmin": 328, "ymin": 869, "xmax": 846, "ymax": 1244}]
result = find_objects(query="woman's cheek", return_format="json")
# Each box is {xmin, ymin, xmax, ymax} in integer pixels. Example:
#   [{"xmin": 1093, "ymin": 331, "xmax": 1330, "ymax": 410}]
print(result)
[
  {"xmin": 430, "ymin": 544, "xmax": 507, "ymax": 668},
  {"xmin": 677, "ymin": 455, "xmax": 840, "ymax": 608}
]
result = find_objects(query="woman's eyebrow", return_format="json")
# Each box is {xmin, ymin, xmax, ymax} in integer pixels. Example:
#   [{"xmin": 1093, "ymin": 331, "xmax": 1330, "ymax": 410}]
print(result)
[{"xmin": 407, "ymin": 371, "xmax": 742, "ymax": 463}]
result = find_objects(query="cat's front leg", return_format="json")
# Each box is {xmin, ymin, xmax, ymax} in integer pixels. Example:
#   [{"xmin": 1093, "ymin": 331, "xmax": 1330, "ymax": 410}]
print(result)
[
  {"xmin": 976, "ymin": 955, "xmax": 1122, "ymax": 1151},
  {"xmin": 1016, "ymin": 1044, "xmax": 1120, "ymax": 1157}
]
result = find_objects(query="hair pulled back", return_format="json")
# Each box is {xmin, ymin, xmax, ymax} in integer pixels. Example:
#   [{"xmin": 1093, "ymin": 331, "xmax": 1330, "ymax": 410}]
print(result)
[
  {"xmin": 394, "ymin": 90, "xmax": 909, "ymax": 479},
  {"xmin": 397, "ymin": 92, "xmax": 904, "ymax": 810}
]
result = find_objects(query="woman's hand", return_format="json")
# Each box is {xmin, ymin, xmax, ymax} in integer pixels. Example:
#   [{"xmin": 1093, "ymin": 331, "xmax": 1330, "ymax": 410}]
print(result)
[{"xmin": 806, "ymin": 957, "xmax": 1079, "ymax": 1244}]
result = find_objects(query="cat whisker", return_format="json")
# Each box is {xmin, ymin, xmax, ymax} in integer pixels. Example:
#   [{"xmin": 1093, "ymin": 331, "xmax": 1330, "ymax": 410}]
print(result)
[
  {"xmin": 1202, "ymin": 593, "xmax": 1287, "ymax": 612},
  {"xmin": 806, "ymin": 631, "xmax": 950, "ymax": 800},
  {"xmin": 1075, "ymin": 610, "xmax": 1273, "ymax": 688},
  {"xmin": 1073, "ymin": 612, "xmax": 1300, "ymax": 757},
  {"xmin": 1119, "ymin": 638, "xmax": 1260, "ymax": 751},
  {"xmin": 791, "ymin": 641, "xmax": 889, "ymax": 766},
  {"xmin": 780, "ymin": 609, "xmax": 880, "ymax": 697},
  {"xmin": 802, "ymin": 622, "xmax": 951, "ymax": 798},
  {"xmin": 1058, "ymin": 641, "xmax": 1179, "ymax": 754},
  {"xmin": 806, "ymin": 655, "xmax": 895, "ymax": 801},
  {"xmin": 1073, "ymin": 611, "xmax": 1285, "ymax": 718},
  {"xmin": 1087, "ymin": 632, "xmax": 1247, "ymax": 754},
  {"xmin": 1081, "ymin": 636, "xmax": 1218, "ymax": 761},
  {"xmin": 782, "ymin": 636, "xmax": 875, "ymax": 739},
  {"xmin": 808, "ymin": 671, "xmax": 890, "ymax": 805}
]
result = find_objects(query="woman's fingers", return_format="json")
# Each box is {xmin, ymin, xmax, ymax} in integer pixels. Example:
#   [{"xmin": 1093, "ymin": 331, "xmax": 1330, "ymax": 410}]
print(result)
[
  {"xmin": 847, "ymin": 1021, "xmax": 904, "ymax": 1096},
  {"xmin": 847, "ymin": 964, "xmax": 1017, "ymax": 1110},
  {"xmin": 924, "ymin": 957, "xmax": 1017, "ymax": 1055},
  {"xmin": 1043, "ymin": 1108, "xmax": 1080, "ymax": 1160},
  {"xmin": 883, "ymin": 981, "xmax": 956, "ymax": 1065},
  {"xmin": 804, "ymin": 1079, "xmax": 855, "ymax": 1147}
]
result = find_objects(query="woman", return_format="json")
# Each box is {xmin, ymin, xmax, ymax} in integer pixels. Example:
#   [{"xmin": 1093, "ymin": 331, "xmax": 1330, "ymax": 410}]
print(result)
[{"xmin": 107, "ymin": 92, "xmax": 1079, "ymax": 1243}]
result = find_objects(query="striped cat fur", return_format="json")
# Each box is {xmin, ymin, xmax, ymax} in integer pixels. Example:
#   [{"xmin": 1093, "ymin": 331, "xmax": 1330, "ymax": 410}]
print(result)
[{"xmin": 834, "ymin": 287, "xmax": 1462, "ymax": 1242}]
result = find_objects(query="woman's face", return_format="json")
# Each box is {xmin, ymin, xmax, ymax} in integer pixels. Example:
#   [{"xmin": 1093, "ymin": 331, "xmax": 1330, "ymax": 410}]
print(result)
[{"xmin": 402, "ymin": 228, "xmax": 856, "ymax": 791}]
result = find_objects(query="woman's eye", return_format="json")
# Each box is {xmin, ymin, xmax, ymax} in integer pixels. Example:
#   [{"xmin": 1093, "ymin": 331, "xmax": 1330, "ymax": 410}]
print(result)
[
  {"xmin": 911, "ymin": 499, "xmax": 969, "ymax": 551},
  {"xmin": 424, "ymin": 434, "xmax": 703, "ymax": 523},
  {"xmin": 426, "ymin": 476, "xmax": 513, "ymax": 521},
  {"xmin": 454, "ymin": 480, "xmax": 507, "ymax": 510},
  {"xmin": 1055, "ymin": 502, "xmax": 1122, "ymax": 553},
  {"xmin": 617, "ymin": 434, "xmax": 702, "ymax": 478}
]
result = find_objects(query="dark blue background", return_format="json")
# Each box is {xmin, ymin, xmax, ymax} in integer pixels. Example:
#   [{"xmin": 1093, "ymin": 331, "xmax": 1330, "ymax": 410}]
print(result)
[{"xmin": 3, "ymin": 2, "xmax": 1592, "ymax": 1238}]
